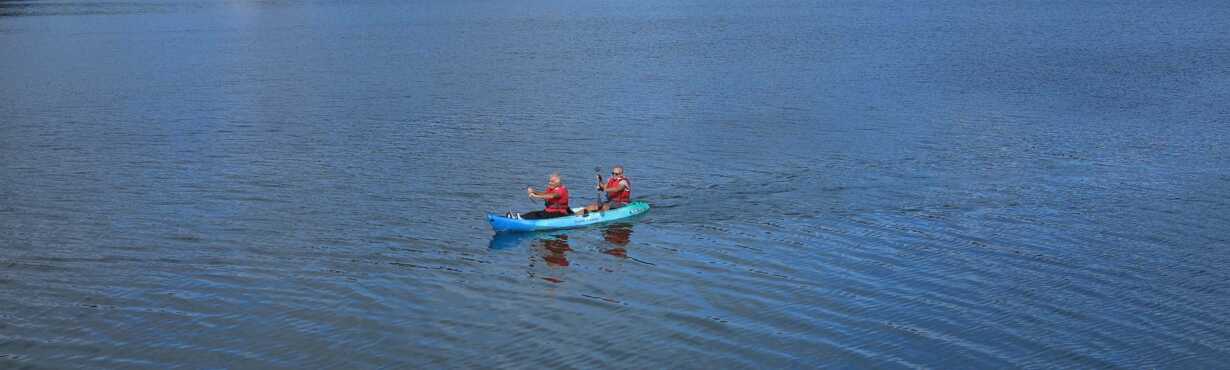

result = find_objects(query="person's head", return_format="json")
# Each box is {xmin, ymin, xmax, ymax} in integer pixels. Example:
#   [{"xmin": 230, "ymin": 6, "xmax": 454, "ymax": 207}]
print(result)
[
  {"xmin": 612, "ymin": 165, "xmax": 624, "ymax": 177},
  {"xmin": 548, "ymin": 173, "xmax": 562, "ymax": 188}
]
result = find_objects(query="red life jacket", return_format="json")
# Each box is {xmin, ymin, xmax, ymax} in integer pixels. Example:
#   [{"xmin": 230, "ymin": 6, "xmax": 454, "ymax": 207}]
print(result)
[
  {"xmin": 544, "ymin": 185, "xmax": 570, "ymax": 214},
  {"xmin": 606, "ymin": 175, "xmax": 631, "ymax": 203}
]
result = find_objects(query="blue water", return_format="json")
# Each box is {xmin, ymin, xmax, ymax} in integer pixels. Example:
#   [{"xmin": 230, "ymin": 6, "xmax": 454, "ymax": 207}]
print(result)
[{"xmin": 2, "ymin": 0, "xmax": 1229, "ymax": 367}]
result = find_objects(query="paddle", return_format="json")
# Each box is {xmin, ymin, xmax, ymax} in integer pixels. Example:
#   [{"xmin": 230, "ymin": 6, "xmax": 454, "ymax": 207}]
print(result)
[{"xmin": 594, "ymin": 167, "xmax": 604, "ymax": 212}]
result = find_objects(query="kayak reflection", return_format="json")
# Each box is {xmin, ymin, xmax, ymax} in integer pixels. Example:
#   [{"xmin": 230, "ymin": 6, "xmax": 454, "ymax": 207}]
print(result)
[{"xmin": 488, "ymin": 230, "xmax": 554, "ymax": 250}]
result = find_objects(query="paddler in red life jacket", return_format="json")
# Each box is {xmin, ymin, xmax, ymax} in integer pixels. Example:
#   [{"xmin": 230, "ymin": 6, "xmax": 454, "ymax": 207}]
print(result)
[
  {"xmin": 579, "ymin": 165, "xmax": 631, "ymax": 216},
  {"xmin": 522, "ymin": 173, "xmax": 573, "ymax": 220}
]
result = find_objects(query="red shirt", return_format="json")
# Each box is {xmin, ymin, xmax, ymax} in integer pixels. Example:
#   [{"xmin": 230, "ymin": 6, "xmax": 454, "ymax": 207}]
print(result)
[
  {"xmin": 605, "ymin": 176, "xmax": 631, "ymax": 203},
  {"xmin": 544, "ymin": 185, "xmax": 570, "ymax": 213}
]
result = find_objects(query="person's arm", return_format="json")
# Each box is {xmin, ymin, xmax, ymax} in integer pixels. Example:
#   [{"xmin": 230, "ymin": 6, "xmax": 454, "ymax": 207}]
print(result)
[{"xmin": 527, "ymin": 187, "xmax": 559, "ymax": 199}]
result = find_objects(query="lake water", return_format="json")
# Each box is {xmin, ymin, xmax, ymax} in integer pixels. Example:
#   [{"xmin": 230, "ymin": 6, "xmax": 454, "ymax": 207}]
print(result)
[{"xmin": 2, "ymin": 0, "xmax": 1229, "ymax": 368}]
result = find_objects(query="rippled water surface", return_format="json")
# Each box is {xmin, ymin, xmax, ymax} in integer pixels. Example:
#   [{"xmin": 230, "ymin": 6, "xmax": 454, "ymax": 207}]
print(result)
[{"xmin": 3, "ymin": 0, "xmax": 1230, "ymax": 367}]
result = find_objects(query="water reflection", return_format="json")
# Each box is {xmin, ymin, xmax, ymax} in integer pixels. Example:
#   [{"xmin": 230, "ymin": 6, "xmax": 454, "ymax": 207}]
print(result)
[
  {"xmin": 524, "ymin": 234, "xmax": 572, "ymax": 284},
  {"xmin": 488, "ymin": 230, "xmax": 547, "ymax": 250},
  {"xmin": 600, "ymin": 223, "xmax": 633, "ymax": 258},
  {"xmin": 537, "ymin": 235, "xmax": 572, "ymax": 267},
  {"xmin": 488, "ymin": 223, "xmax": 645, "ymax": 283}
]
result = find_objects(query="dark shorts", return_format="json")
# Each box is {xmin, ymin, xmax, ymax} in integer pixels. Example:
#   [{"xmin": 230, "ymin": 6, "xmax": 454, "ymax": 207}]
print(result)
[{"xmin": 520, "ymin": 209, "xmax": 573, "ymax": 220}]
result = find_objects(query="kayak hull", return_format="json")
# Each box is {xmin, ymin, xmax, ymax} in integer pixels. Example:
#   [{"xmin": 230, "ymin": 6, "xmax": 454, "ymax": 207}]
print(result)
[{"xmin": 488, "ymin": 201, "xmax": 650, "ymax": 232}]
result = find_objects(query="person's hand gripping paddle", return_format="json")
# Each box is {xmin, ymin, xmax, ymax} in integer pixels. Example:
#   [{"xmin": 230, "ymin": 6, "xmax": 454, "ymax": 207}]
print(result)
[{"xmin": 588, "ymin": 167, "xmax": 604, "ymax": 216}]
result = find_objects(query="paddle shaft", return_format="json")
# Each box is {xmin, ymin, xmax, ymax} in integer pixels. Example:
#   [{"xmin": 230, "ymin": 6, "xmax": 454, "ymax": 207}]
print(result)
[{"xmin": 595, "ymin": 173, "xmax": 604, "ymax": 205}]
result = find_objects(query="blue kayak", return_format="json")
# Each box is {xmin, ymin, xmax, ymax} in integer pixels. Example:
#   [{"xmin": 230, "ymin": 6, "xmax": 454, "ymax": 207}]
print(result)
[{"xmin": 488, "ymin": 201, "xmax": 650, "ymax": 232}]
